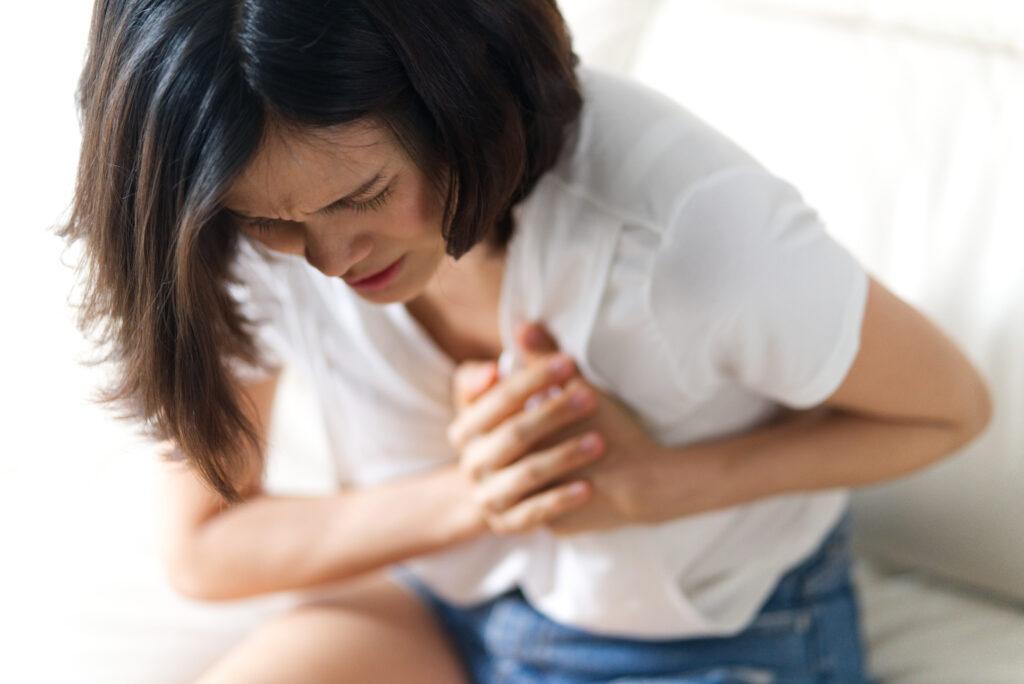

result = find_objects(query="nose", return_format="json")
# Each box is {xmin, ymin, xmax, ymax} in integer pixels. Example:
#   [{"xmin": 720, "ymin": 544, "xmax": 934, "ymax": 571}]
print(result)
[{"xmin": 303, "ymin": 233, "xmax": 373, "ymax": 278}]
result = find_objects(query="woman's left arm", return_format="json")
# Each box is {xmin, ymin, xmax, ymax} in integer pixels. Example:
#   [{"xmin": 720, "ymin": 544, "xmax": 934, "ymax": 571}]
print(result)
[
  {"xmin": 451, "ymin": 276, "xmax": 992, "ymax": 535},
  {"xmin": 637, "ymin": 275, "xmax": 993, "ymax": 525}
]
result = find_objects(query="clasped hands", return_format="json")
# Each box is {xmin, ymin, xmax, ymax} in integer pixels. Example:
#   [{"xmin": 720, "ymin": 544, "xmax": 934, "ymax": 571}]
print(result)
[{"xmin": 445, "ymin": 322, "xmax": 670, "ymax": 537}]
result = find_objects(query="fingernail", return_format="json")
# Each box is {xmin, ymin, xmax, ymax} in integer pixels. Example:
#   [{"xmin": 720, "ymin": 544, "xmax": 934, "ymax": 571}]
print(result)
[
  {"xmin": 570, "ymin": 388, "xmax": 593, "ymax": 411},
  {"xmin": 579, "ymin": 433, "xmax": 602, "ymax": 453},
  {"xmin": 568, "ymin": 481, "xmax": 589, "ymax": 497},
  {"xmin": 525, "ymin": 325, "xmax": 546, "ymax": 347},
  {"xmin": 548, "ymin": 355, "xmax": 573, "ymax": 377}
]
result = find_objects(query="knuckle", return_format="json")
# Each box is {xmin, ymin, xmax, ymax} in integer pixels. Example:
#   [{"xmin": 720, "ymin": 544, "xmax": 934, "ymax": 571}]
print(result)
[
  {"xmin": 475, "ymin": 488, "xmax": 504, "ymax": 515},
  {"xmin": 503, "ymin": 508, "xmax": 533, "ymax": 535},
  {"xmin": 485, "ymin": 514, "xmax": 506, "ymax": 535},
  {"xmin": 528, "ymin": 362, "xmax": 552, "ymax": 388},
  {"xmin": 560, "ymin": 483, "xmax": 587, "ymax": 507},
  {"xmin": 492, "ymin": 515, "xmax": 519, "ymax": 536},
  {"xmin": 565, "ymin": 442, "xmax": 592, "ymax": 467},
  {"xmin": 526, "ymin": 505, "xmax": 548, "ymax": 529},
  {"xmin": 506, "ymin": 417, "xmax": 533, "ymax": 447},
  {"xmin": 460, "ymin": 453, "xmax": 484, "ymax": 481},
  {"xmin": 521, "ymin": 460, "xmax": 545, "ymax": 487},
  {"xmin": 565, "ymin": 376, "xmax": 591, "ymax": 394},
  {"xmin": 494, "ymin": 383, "xmax": 518, "ymax": 409},
  {"xmin": 462, "ymin": 436, "xmax": 499, "ymax": 480},
  {"xmin": 446, "ymin": 422, "xmax": 466, "ymax": 449},
  {"xmin": 570, "ymin": 434, "xmax": 590, "ymax": 454},
  {"xmin": 525, "ymin": 402, "xmax": 554, "ymax": 433},
  {"xmin": 553, "ymin": 487, "xmax": 573, "ymax": 508},
  {"xmin": 508, "ymin": 513, "xmax": 530, "ymax": 535}
]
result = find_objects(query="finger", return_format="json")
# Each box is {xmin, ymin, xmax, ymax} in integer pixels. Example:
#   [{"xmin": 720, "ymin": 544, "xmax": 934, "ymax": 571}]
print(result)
[
  {"xmin": 452, "ymin": 360, "xmax": 498, "ymax": 412},
  {"xmin": 472, "ymin": 432, "xmax": 604, "ymax": 514},
  {"xmin": 516, "ymin": 322, "xmax": 561, "ymax": 362},
  {"xmin": 446, "ymin": 353, "xmax": 577, "ymax": 450},
  {"xmin": 503, "ymin": 375, "xmax": 599, "ymax": 452},
  {"xmin": 460, "ymin": 378, "xmax": 597, "ymax": 479},
  {"xmin": 486, "ymin": 479, "xmax": 592, "ymax": 536},
  {"xmin": 516, "ymin": 322, "xmax": 567, "ymax": 409}
]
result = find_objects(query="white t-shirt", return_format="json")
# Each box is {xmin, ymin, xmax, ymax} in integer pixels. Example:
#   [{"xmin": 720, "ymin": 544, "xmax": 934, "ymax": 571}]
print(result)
[{"xmin": 227, "ymin": 65, "xmax": 868, "ymax": 639}]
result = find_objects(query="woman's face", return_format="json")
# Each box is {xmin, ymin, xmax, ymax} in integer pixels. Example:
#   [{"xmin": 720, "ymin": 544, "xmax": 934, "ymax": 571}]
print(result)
[{"xmin": 222, "ymin": 120, "xmax": 448, "ymax": 304}]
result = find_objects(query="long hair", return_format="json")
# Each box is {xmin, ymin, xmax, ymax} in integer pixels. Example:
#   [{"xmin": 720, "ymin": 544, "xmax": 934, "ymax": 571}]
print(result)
[{"xmin": 59, "ymin": 0, "xmax": 582, "ymax": 502}]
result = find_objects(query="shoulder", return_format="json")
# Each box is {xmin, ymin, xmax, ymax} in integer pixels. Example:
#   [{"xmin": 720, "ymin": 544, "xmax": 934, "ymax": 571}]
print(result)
[
  {"xmin": 543, "ymin": 65, "xmax": 764, "ymax": 233},
  {"xmin": 513, "ymin": 69, "xmax": 818, "ymax": 333}
]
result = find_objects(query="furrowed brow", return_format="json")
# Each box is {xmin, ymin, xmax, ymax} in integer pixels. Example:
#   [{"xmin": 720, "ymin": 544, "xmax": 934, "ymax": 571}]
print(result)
[
  {"xmin": 315, "ymin": 172, "xmax": 385, "ymax": 214},
  {"xmin": 225, "ymin": 170, "xmax": 386, "ymax": 221}
]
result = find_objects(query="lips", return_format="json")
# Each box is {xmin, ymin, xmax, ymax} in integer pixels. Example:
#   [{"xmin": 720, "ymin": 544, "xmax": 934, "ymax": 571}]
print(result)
[
  {"xmin": 343, "ymin": 255, "xmax": 405, "ymax": 292},
  {"xmin": 345, "ymin": 258, "xmax": 399, "ymax": 286}
]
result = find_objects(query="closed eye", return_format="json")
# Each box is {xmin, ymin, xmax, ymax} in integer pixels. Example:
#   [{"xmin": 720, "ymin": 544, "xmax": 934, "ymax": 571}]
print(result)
[
  {"xmin": 237, "ymin": 183, "xmax": 394, "ymax": 233},
  {"xmin": 246, "ymin": 217, "xmax": 278, "ymax": 234},
  {"xmin": 332, "ymin": 184, "xmax": 393, "ymax": 215}
]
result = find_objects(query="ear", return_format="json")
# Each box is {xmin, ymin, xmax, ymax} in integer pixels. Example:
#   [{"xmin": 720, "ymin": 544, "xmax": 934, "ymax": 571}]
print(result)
[
  {"xmin": 516, "ymin": 321, "xmax": 561, "ymax": 363},
  {"xmin": 452, "ymin": 360, "xmax": 498, "ymax": 412}
]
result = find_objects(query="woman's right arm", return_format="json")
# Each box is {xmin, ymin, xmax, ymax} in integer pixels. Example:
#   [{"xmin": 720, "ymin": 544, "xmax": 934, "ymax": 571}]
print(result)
[{"xmin": 157, "ymin": 369, "xmax": 485, "ymax": 602}]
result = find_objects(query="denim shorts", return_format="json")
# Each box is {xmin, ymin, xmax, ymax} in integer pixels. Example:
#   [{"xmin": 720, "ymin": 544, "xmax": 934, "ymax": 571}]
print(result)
[{"xmin": 393, "ymin": 509, "xmax": 872, "ymax": 683}]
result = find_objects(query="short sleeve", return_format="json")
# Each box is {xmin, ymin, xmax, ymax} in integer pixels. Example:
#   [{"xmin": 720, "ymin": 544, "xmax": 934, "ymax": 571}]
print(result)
[
  {"xmin": 650, "ymin": 167, "xmax": 869, "ymax": 409},
  {"xmin": 225, "ymin": 238, "xmax": 294, "ymax": 383}
]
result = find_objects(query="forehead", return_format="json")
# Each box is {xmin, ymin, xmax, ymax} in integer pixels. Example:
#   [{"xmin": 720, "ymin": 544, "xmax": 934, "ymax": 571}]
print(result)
[{"xmin": 224, "ymin": 119, "xmax": 397, "ymax": 216}]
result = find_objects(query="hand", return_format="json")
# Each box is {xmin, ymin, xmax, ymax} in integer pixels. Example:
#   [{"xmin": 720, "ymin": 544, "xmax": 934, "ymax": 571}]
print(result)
[
  {"xmin": 446, "ymin": 342, "xmax": 605, "ymax": 536},
  {"xmin": 450, "ymin": 323, "xmax": 666, "ymax": 537}
]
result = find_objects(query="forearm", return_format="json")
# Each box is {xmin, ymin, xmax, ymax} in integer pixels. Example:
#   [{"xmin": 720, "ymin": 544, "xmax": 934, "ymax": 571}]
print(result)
[
  {"xmin": 643, "ymin": 407, "xmax": 984, "ymax": 524},
  {"xmin": 174, "ymin": 463, "xmax": 484, "ymax": 600}
]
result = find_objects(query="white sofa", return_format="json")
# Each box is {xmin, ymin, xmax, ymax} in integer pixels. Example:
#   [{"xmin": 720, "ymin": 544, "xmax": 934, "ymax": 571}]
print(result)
[{"xmin": 8, "ymin": 1, "xmax": 1021, "ymax": 682}]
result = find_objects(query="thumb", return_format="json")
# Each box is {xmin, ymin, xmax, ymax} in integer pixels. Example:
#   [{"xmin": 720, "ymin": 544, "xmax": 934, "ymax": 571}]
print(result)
[
  {"xmin": 516, "ymin": 321, "xmax": 560, "ymax": 363},
  {"xmin": 452, "ymin": 360, "xmax": 498, "ymax": 411}
]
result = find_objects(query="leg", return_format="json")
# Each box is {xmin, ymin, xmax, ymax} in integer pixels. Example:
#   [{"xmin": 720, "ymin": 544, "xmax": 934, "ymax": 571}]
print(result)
[{"xmin": 193, "ymin": 570, "xmax": 469, "ymax": 684}]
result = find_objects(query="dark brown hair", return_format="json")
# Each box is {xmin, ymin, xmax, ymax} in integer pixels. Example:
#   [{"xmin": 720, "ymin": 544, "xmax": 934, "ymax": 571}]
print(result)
[{"xmin": 59, "ymin": 0, "xmax": 583, "ymax": 502}]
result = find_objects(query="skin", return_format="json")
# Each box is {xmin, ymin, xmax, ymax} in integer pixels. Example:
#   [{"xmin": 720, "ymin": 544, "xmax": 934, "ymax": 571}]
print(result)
[
  {"xmin": 223, "ymin": 118, "xmax": 506, "ymax": 343},
  {"xmin": 223, "ymin": 119, "xmax": 450, "ymax": 299}
]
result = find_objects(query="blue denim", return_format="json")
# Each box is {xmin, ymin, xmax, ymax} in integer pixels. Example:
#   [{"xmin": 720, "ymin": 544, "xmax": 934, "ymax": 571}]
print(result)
[{"xmin": 394, "ymin": 509, "xmax": 873, "ymax": 683}]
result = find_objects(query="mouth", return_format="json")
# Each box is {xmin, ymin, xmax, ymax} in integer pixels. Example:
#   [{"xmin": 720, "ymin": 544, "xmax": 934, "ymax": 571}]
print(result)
[{"xmin": 343, "ymin": 256, "xmax": 405, "ymax": 292}]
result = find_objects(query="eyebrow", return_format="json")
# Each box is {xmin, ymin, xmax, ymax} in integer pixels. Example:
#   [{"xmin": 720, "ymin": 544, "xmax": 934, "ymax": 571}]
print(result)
[{"xmin": 226, "ymin": 171, "xmax": 386, "ymax": 221}]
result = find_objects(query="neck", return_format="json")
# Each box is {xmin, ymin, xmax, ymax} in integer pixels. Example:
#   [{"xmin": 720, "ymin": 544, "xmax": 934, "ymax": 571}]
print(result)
[
  {"xmin": 404, "ymin": 240, "xmax": 508, "ymax": 363},
  {"xmin": 418, "ymin": 240, "xmax": 506, "ymax": 311}
]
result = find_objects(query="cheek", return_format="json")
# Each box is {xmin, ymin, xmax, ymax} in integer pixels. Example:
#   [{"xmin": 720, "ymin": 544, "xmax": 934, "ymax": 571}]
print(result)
[{"xmin": 382, "ymin": 181, "xmax": 444, "ymax": 242}]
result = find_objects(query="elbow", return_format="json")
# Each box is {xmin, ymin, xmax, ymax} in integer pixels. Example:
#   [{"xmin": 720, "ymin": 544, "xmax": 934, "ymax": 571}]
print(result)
[
  {"xmin": 164, "ymin": 550, "xmax": 211, "ymax": 601},
  {"xmin": 948, "ymin": 372, "xmax": 994, "ymax": 448},
  {"xmin": 965, "ymin": 369, "xmax": 994, "ymax": 435},
  {"xmin": 165, "ymin": 560, "xmax": 237, "ymax": 603},
  {"xmin": 975, "ymin": 378, "xmax": 994, "ymax": 434},
  {"xmin": 162, "ymin": 539, "xmax": 226, "ymax": 602}
]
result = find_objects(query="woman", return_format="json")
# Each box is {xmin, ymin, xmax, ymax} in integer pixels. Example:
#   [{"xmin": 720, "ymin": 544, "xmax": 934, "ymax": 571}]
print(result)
[{"xmin": 61, "ymin": 0, "xmax": 992, "ymax": 681}]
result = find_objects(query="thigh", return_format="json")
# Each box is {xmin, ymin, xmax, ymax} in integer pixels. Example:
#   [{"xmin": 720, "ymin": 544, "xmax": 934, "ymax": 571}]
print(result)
[{"xmin": 193, "ymin": 570, "xmax": 469, "ymax": 684}]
